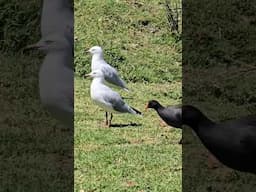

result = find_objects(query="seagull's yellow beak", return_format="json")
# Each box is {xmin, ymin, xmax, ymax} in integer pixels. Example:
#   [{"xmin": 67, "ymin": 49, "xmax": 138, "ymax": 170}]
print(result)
[
  {"xmin": 22, "ymin": 43, "xmax": 40, "ymax": 51},
  {"xmin": 84, "ymin": 73, "xmax": 90, "ymax": 78}
]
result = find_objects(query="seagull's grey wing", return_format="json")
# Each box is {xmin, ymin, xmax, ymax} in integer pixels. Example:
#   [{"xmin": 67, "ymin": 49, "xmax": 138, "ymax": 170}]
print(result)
[
  {"xmin": 101, "ymin": 65, "xmax": 128, "ymax": 90},
  {"xmin": 102, "ymin": 90, "xmax": 131, "ymax": 113}
]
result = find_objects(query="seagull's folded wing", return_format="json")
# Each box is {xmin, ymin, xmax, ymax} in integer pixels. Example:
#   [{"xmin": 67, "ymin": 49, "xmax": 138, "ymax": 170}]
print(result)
[
  {"xmin": 101, "ymin": 65, "xmax": 127, "ymax": 89},
  {"xmin": 102, "ymin": 91, "xmax": 130, "ymax": 113}
]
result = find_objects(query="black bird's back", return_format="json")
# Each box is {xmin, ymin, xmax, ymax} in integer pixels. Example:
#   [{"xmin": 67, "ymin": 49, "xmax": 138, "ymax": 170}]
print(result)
[
  {"xmin": 197, "ymin": 116, "xmax": 256, "ymax": 173},
  {"xmin": 157, "ymin": 106, "xmax": 182, "ymax": 128}
]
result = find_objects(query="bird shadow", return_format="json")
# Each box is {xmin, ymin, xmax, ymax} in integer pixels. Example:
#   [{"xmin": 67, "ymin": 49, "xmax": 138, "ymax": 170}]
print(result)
[{"xmin": 110, "ymin": 123, "xmax": 142, "ymax": 128}]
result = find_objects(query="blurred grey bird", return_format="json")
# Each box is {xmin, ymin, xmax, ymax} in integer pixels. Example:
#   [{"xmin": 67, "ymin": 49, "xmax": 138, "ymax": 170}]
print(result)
[
  {"xmin": 86, "ymin": 70, "xmax": 141, "ymax": 127},
  {"xmin": 22, "ymin": 0, "xmax": 74, "ymax": 128},
  {"xmin": 86, "ymin": 46, "xmax": 129, "ymax": 91},
  {"xmin": 35, "ymin": 33, "xmax": 74, "ymax": 128}
]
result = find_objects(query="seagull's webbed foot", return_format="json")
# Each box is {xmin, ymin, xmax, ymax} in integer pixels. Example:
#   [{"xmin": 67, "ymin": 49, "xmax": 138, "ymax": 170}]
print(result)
[{"xmin": 104, "ymin": 112, "xmax": 113, "ymax": 128}]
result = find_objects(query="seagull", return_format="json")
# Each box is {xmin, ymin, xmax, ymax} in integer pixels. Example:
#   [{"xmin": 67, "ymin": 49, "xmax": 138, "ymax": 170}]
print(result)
[
  {"xmin": 25, "ymin": 30, "xmax": 74, "ymax": 60},
  {"xmin": 22, "ymin": 0, "xmax": 74, "ymax": 129},
  {"xmin": 86, "ymin": 70, "xmax": 141, "ymax": 127},
  {"xmin": 27, "ymin": 32, "xmax": 74, "ymax": 128},
  {"xmin": 86, "ymin": 46, "xmax": 129, "ymax": 91}
]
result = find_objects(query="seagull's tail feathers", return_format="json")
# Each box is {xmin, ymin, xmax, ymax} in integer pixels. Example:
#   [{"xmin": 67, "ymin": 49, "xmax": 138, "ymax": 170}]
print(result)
[
  {"xmin": 116, "ymin": 79, "xmax": 129, "ymax": 92},
  {"xmin": 131, "ymin": 107, "xmax": 142, "ymax": 116},
  {"xmin": 119, "ymin": 79, "xmax": 130, "ymax": 92}
]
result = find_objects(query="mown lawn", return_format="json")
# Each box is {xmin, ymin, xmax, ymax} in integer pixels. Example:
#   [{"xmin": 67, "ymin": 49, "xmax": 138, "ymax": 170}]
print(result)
[
  {"xmin": 74, "ymin": 0, "xmax": 182, "ymax": 191},
  {"xmin": 0, "ymin": 53, "xmax": 73, "ymax": 191},
  {"xmin": 182, "ymin": 0, "xmax": 256, "ymax": 191},
  {"xmin": 75, "ymin": 79, "xmax": 182, "ymax": 192}
]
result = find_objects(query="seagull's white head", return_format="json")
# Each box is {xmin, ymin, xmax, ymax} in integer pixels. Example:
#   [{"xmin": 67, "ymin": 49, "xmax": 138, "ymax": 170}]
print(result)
[
  {"xmin": 85, "ymin": 69, "xmax": 104, "ymax": 79},
  {"xmin": 87, "ymin": 46, "xmax": 103, "ymax": 55}
]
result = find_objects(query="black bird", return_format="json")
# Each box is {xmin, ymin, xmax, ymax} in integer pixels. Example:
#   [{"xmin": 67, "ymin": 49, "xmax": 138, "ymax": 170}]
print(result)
[
  {"xmin": 146, "ymin": 100, "xmax": 182, "ymax": 144},
  {"xmin": 181, "ymin": 105, "xmax": 256, "ymax": 174}
]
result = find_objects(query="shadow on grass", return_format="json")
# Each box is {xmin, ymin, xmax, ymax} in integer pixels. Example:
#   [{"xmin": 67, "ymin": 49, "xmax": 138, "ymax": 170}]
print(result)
[{"xmin": 110, "ymin": 123, "xmax": 142, "ymax": 128}]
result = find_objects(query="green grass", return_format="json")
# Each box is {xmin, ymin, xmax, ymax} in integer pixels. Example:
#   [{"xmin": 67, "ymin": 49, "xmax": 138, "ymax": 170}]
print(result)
[
  {"xmin": 2, "ymin": 0, "xmax": 255, "ymax": 191},
  {"xmin": 74, "ymin": 0, "xmax": 182, "ymax": 191},
  {"xmin": 74, "ymin": 0, "xmax": 181, "ymax": 82},
  {"xmin": 0, "ymin": 0, "xmax": 40, "ymax": 52},
  {"xmin": 182, "ymin": 0, "xmax": 256, "ymax": 190},
  {"xmin": 75, "ymin": 79, "xmax": 182, "ymax": 192},
  {"xmin": 0, "ymin": 52, "xmax": 73, "ymax": 191}
]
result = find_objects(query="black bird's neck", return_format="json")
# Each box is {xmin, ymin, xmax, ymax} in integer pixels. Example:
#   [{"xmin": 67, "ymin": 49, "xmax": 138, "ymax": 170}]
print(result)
[
  {"xmin": 154, "ymin": 103, "xmax": 164, "ymax": 112},
  {"xmin": 194, "ymin": 114, "xmax": 215, "ymax": 132},
  {"xmin": 182, "ymin": 106, "xmax": 215, "ymax": 132}
]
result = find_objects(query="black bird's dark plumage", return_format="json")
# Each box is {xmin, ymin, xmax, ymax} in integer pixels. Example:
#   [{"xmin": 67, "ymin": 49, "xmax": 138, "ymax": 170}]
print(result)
[
  {"xmin": 181, "ymin": 105, "xmax": 256, "ymax": 174},
  {"xmin": 146, "ymin": 100, "xmax": 182, "ymax": 128},
  {"xmin": 146, "ymin": 100, "xmax": 182, "ymax": 144}
]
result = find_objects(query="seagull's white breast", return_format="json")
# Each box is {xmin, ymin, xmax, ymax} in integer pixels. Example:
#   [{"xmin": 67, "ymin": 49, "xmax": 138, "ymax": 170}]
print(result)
[{"xmin": 90, "ymin": 80, "xmax": 117, "ymax": 113}]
